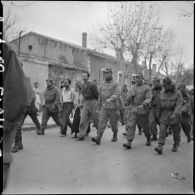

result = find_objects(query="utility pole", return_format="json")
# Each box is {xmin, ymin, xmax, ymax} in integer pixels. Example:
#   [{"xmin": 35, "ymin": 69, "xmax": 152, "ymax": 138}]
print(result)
[{"xmin": 18, "ymin": 31, "xmax": 23, "ymax": 56}]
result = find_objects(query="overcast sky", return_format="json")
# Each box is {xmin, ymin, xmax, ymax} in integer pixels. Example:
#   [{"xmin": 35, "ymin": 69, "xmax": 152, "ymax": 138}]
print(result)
[{"xmin": 7, "ymin": 1, "xmax": 194, "ymax": 66}]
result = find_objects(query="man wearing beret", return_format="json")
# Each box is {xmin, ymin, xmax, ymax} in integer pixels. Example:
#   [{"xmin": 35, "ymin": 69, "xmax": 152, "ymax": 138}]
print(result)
[{"xmin": 37, "ymin": 78, "xmax": 62, "ymax": 135}]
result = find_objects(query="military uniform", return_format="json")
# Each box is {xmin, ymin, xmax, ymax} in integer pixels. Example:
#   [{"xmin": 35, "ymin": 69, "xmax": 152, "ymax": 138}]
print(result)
[
  {"xmin": 178, "ymin": 85, "xmax": 192, "ymax": 143},
  {"xmin": 149, "ymin": 83, "xmax": 162, "ymax": 140},
  {"xmin": 191, "ymin": 94, "xmax": 194, "ymax": 140},
  {"xmin": 123, "ymin": 82, "xmax": 152, "ymax": 149},
  {"xmin": 38, "ymin": 81, "xmax": 62, "ymax": 135},
  {"xmin": 92, "ymin": 69, "xmax": 121, "ymax": 144},
  {"xmin": 155, "ymin": 80, "xmax": 183, "ymax": 154}
]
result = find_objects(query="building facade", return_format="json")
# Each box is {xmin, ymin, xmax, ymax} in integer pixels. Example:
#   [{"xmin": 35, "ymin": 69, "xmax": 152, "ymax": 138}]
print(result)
[{"xmin": 9, "ymin": 31, "xmax": 165, "ymax": 100}]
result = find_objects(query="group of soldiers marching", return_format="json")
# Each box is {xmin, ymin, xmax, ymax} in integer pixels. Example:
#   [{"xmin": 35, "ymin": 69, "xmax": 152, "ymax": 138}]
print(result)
[
  {"xmin": 3, "ymin": 43, "xmax": 193, "ymax": 191},
  {"xmin": 3, "ymin": 44, "xmax": 194, "ymax": 189},
  {"xmin": 11, "ymin": 65, "xmax": 194, "ymax": 155}
]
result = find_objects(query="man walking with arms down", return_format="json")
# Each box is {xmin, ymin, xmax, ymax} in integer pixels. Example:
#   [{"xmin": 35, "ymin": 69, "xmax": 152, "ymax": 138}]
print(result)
[
  {"xmin": 60, "ymin": 79, "xmax": 76, "ymax": 136},
  {"xmin": 76, "ymin": 72, "xmax": 99, "ymax": 140},
  {"xmin": 37, "ymin": 78, "xmax": 62, "ymax": 135},
  {"xmin": 91, "ymin": 67, "xmax": 121, "ymax": 145},
  {"xmin": 123, "ymin": 73, "xmax": 152, "ymax": 149}
]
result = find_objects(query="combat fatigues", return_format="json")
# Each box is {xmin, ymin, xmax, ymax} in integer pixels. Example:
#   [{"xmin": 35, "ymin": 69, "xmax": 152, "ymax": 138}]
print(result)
[
  {"xmin": 179, "ymin": 91, "xmax": 192, "ymax": 143},
  {"xmin": 39, "ymin": 85, "xmax": 62, "ymax": 134},
  {"xmin": 155, "ymin": 89, "xmax": 183, "ymax": 153},
  {"xmin": 93, "ymin": 79, "xmax": 121, "ymax": 143},
  {"xmin": 124, "ymin": 84, "xmax": 152, "ymax": 146},
  {"xmin": 78, "ymin": 81, "xmax": 99, "ymax": 139},
  {"xmin": 191, "ymin": 95, "xmax": 194, "ymax": 139},
  {"xmin": 149, "ymin": 84, "xmax": 162, "ymax": 140},
  {"xmin": 3, "ymin": 44, "xmax": 28, "ymax": 190},
  {"xmin": 12, "ymin": 77, "xmax": 41, "ymax": 152},
  {"xmin": 118, "ymin": 95, "xmax": 125, "ymax": 125}
]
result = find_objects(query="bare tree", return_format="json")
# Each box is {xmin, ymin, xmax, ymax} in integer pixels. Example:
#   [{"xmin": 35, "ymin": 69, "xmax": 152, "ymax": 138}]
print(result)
[
  {"xmin": 92, "ymin": 2, "xmax": 162, "ymax": 73},
  {"xmin": 3, "ymin": 1, "xmax": 36, "ymax": 41},
  {"xmin": 3, "ymin": 1, "xmax": 22, "ymax": 41},
  {"xmin": 177, "ymin": 1, "xmax": 194, "ymax": 19},
  {"xmin": 171, "ymin": 45, "xmax": 192, "ymax": 84},
  {"xmin": 141, "ymin": 17, "xmax": 163, "ymax": 83},
  {"xmin": 156, "ymin": 29, "xmax": 176, "ymax": 78}
]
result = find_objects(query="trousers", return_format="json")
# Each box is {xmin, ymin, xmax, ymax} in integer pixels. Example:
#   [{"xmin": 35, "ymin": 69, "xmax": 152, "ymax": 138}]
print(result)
[
  {"xmin": 61, "ymin": 102, "xmax": 73, "ymax": 135},
  {"xmin": 97, "ymin": 107, "xmax": 119, "ymax": 139},
  {"xmin": 79, "ymin": 99, "xmax": 99, "ymax": 138},
  {"xmin": 126, "ymin": 111, "xmax": 151, "ymax": 142},
  {"xmin": 41, "ymin": 106, "xmax": 62, "ymax": 130}
]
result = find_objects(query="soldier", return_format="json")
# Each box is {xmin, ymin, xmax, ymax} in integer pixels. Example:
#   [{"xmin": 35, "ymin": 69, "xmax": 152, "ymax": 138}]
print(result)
[
  {"xmin": 154, "ymin": 77, "xmax": 183, "ymax": 154},
  {"xmin": 76, "ymin": 72, "xmax": 99, "ymax": 140},
  {"xmin": 3, "ymin": 43, "xmax": 28, "ymax": 190},
  {"xmin": 178, "ymin": 84, "xmax": 192, "ymax": 143},
  {"xmin": 149, "ymin": 77, "xmax": 162, "ymax": 141},
  {"xmin": 11, "ymin": 77, "xmax": 41, "ymax": 152},
  {"xmin": 91, "ymin": 67, "xmax": 121, "ymax": 145},
  {"xmin": 190, "ymin": 89, "xmax": 194, "ymax": 140},
  {"xmin": 37, "ymin": 78, "xmax": 62, "ymax": 135},
  {"xmin": 120, "ymin": 84, "xmax": 128, "ymax": 125},
  {"xmin": 123, "ymin": 73, "xmax": 152, "ymax": 149}
]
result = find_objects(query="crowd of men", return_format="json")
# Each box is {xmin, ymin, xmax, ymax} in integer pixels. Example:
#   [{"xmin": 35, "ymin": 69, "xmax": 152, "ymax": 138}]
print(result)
[
  {"xmin": 3, "ymin": 43, "xmax": 194, "ymax": 191},
  {"xmin": 11, "ymin": 65, "xmax": 194, "ymax": 155}
]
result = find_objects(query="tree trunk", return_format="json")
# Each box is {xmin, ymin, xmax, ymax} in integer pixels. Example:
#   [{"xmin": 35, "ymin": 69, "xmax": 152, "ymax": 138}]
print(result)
[
  {"xmin": 148, "ymin": 52, "xmax": 153, "ymax": 84},
  {"xmin": 130, "ymin": 51, "xmax": 139, "ymax": 74},
  {"xmin": 157, "ymin": 56, "xmax": 166, "ymax": 77}
]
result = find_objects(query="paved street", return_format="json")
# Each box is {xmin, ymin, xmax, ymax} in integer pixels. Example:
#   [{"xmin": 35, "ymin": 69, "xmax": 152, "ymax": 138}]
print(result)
[{"xmin": 3, "ymin": 124, "xmax": 194, "ymax": 194}]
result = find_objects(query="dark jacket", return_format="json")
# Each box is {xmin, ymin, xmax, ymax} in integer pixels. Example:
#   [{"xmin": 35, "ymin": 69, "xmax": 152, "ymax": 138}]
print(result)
[
  {"xmin": 81, "ymin": 81, "xmax": 98, "ymax": 100},
  {"xmin": 156, "ymin": 86, "xmax": 183, "ymax": 125},
  {"xmin": 44, "ymin": 85, "xmax": 60, "ymax": 112},
  {"xmin": 3, "ymin": 44, "xmax": 28, "ymax": 131},
  {"xmin": 98, "ymin": 78, "xmax": 120, "ymax": 109}
]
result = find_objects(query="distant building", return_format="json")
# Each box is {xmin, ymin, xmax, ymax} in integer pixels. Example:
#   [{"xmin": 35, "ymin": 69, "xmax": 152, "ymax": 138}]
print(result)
[{"xmin": 9, "ymin": 31, "xmax": 165, "ymax": 96}]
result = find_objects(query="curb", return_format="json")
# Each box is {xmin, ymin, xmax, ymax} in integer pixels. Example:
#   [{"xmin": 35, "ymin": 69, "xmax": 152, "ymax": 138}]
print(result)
[{"xmin": 22, "ymin": 124, "xmax": 58, "ymax": 131}]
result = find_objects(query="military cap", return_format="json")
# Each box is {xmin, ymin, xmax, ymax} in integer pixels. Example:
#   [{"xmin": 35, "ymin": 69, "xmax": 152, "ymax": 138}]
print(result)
[
  {"xmin": 163, "ymin": 77, "xmax": 172, "ymax": 84},
  {"xmin": 46, "ymin": 78, "xmax": 54, "ymax": 83}
]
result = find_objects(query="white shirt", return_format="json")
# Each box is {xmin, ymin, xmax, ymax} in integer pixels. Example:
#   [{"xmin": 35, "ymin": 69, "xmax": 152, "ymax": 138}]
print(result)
[{"xmin": 61, "ymin": 87, "xmax": 76, "ymax": 103}]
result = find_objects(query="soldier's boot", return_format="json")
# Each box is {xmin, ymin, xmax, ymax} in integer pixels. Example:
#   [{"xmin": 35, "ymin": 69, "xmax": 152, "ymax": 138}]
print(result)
[
  {"xmin": 138, "ymin": 129, "xmax": 142, "ymax": 135},
  {"xmin": 146, "ymin": 136, "xmax": 151, "ymax": 146},
  {"xmin": 123, "ymin": 140, "xmax": 132, "ymax": 149},
  {"xmin": 154, "ymin": 144, "xmax": 163, "ymax": 154},
  {"xmin": 37, "ymin": 129, "xmax": 44, "ymax": 135},
  {"xmin": 11, "ymin": 144, "xmax": 23, "ymax": 153},
  {"xmin": 172, "ymin": 143, "xmax": 179, "ymax": 152},
  {"xmin": 111, "ymin": 134, "xmax": 117, "ymax": 142},
  {"xmin": 187, "ymin": 135, "xmax": 191, "ymax": 143},
  {"xmin": 151, "ymin": 135, "xmax": 157, "ymax": 141},
  {"xmin": 91, "ymin": 137, "xmax": 101, "ymax": 145},
  {"xmin": 36, "ymin": 129, "xmax": 41, "ymax": 135}
]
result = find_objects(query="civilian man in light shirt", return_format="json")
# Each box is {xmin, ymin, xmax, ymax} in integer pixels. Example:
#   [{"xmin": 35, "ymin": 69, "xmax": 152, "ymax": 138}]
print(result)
[{"xmin": 60, "ymin": 79, "xmax": 77, "ymax": 137}]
